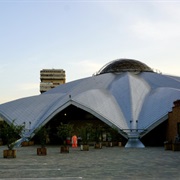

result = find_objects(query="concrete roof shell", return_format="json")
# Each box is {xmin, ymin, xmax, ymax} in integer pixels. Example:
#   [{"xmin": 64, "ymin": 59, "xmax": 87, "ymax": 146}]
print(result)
[{"xmin": 0, "ymin": 60, "xmax": 180, "ymax": 144}]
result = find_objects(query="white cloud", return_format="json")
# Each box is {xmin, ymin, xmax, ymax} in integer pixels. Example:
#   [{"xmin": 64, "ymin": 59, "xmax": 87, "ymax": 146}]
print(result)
[
  {"xmin": 132, "ymin": 20, "xmax": 180, "ymax": 40},
  {"xmin": 66, "ymin": 60, "xmax": 104, "ymax": 82},
  {"xmin": 19, "ymin": 83, "xmax": 39, "ymax": 91},
  {"xmin": 74, "ymin": 60, "xmax": 103, "ymax": 73},
  {"xmin": 0, "ymin": 82, "xmax": 40, "ymax": 104},
  {"xmin": 0, "ymin": 63, "xmax": 9, "ymax": 74},
  {"xmin": 154, "ymin": 2, "xmax": 180, "ymax": 21},
  {"xmin": 130, "ymin": 2, "xmax": 180, "ymax": 41}
]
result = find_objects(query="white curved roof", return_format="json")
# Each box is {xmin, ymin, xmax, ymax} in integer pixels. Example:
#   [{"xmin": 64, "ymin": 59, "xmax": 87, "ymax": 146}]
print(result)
[{"xmin": 0, "ymin": 60, "xmax": 180, "ymax": 142}]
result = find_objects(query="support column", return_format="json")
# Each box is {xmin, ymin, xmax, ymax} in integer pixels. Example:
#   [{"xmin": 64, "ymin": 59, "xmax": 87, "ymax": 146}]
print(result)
[{"xmin": 125, "ymin": 132, "xmax": 145, "ymax": 148}]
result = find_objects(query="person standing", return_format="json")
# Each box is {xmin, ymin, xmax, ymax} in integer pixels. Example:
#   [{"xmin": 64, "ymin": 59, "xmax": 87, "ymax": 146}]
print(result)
[{"xmin": 72, "ymin": 135, "xmax": 78, "ymax": 148}]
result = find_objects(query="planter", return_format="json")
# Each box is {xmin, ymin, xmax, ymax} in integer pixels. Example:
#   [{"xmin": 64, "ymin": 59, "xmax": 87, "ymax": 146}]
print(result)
[
  {"xmin": 37, "ymin": 147, "xmax": 47, "ymax": 155},
  {"xmin": 164, "ymin": 142, "xmax": 172, "ymax": 150},
  {"xmin": 172, "ymin": 143, "xmax": 180, "ymax": 151},
  {"xmin": 118, "ymin": 142, "xmax": 123, "ymax": 147},
  {"xmin": 3, "ymin": 149, "xmax": 16, "ymax": 158},
  {"xmin": 28, "ymin": 141, "xmax": 34, "ymax": 146},
  {"xmin": 21, "ymin": 141, "xmax": 29, "ymax": 146},
  {"xmin": 22, "ymin": 141, "xmax": 34, "ymax": 146},
  {"xmin": 106, "ymin": 142, "xmax": 113, "ymax": 147},
  {"xmin": 94, "ymin": 143, "xmax": 102, "ymax": 149},
  {"xmin": 60, "ymin": 146, "xmax": 69, "ymax": 153},
  {"xmin": 80, "ymin": 144, "xmax": 89, "ymax": 151}
]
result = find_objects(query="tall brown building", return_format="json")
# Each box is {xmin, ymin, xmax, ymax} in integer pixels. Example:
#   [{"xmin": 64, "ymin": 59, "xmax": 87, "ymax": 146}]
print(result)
[
  {"xmin": 40, "ymin": 69, "xmax": 66, "ymax": 93},
  {"xmin": 166, "ymin": 100, "xmax": 180, "ymax": 142}
]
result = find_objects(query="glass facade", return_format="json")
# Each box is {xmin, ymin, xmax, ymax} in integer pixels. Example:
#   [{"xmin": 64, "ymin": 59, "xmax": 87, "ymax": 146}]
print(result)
[{"xmin": 97, "ymin": 59, "xmax": 153, "ymax": 75}]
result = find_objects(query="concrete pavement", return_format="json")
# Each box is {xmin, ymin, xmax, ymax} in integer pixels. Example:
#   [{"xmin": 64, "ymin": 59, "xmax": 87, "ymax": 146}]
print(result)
[{"xmin": 0, "ymin": 145, "xmax": 180, "ymax": 180}]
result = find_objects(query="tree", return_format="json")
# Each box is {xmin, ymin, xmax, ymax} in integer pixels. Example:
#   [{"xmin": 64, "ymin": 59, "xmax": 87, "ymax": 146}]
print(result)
[
  {"xmin": 0, "ymin": 120, "xmax": 24, "ymax": 150},
  {"xmin": 92, "ymin": 125, "xmax": 103, "ymax": 143},
  {"xmin": 35, "ymin": 126, "xmax": 50, "ymax": 148},
  {"xmin": 78, "ymin": 123, "xmax": 93, "ymax": 145},
  {"xmin": 57, "ymin": 123, "xmax": 73, "ymax": 146}
]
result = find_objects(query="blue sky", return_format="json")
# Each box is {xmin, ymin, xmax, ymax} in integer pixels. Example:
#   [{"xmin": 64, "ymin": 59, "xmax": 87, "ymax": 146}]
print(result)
[{"xmin": 0, "ymin": 0, "xmax": 180, "ymax": 104}]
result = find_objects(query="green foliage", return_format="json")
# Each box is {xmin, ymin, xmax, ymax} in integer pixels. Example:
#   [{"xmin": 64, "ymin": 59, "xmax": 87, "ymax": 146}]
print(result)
[
  {"xmin": 78, "ymin": 123, "xmax": 93, "ymax": 145},
  {"xmin": 0, "ymin": 120, "xmax": 24, "ymax": 150},
  {"xmin": 57, "ymin": 123, "xmax": 73, "ymax": 145},
  {"xmin": 35, "ymin": 126, "xmax": 50, "ymax": 147},
  {"xmin": 108, "ymin": 125, "xmax": 121, "ymax": 142},
  {"xmin": 92, "ymin": 125, "xmax": 104, "ymax": 143}
]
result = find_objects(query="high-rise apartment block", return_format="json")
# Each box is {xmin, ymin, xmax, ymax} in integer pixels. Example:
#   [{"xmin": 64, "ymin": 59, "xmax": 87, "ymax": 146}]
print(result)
[{"xmin": 40, "ymin": 69, "xmax": 66, "ymax": 93}]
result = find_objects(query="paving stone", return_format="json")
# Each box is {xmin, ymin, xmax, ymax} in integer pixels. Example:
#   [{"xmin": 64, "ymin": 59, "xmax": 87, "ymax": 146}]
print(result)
[{"xmin": 0, "ymin": 145, "xmax": 180, "ymax": 179}]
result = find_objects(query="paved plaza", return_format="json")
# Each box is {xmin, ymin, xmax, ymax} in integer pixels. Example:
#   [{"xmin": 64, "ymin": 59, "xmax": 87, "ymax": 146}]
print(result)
[{"xmin": 0, "ymin": 145, "xmax": 180, "ymax": 180}]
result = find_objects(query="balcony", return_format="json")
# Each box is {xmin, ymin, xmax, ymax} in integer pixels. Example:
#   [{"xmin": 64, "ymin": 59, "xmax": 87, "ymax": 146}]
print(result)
[{"xmin": 40, "ymin": 82, "xmax": 55, "ymax": 92}]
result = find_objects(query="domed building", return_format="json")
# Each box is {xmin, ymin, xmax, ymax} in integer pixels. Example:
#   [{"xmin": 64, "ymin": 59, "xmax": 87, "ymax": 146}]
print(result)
[{"xmin": 0, "ymin": 59, "xmax": 180, "ymax": 147}]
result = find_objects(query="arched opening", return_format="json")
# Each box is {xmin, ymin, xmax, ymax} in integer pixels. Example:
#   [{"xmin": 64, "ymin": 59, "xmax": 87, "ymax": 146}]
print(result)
[{"xmin": 33, "ymin": 105, "xmax": 126, "ymax": 146}]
